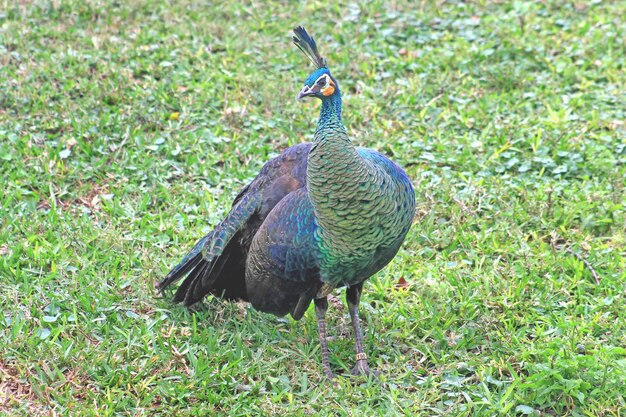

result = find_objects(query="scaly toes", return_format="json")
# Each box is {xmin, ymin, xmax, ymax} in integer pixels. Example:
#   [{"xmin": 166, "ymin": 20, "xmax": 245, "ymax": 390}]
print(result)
[{"xmin": 350, "ymin": 360, "xmax": 379, "ymax": 377}]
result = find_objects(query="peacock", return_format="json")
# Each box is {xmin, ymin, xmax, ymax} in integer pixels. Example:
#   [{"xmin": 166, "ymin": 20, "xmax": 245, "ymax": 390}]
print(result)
[{"xmin": 156, "ymin": 26, "xmax": 416, "ymax": 378}]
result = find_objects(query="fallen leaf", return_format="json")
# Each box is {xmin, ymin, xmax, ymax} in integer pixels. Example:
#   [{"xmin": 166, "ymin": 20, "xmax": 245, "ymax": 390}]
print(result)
[
  {"xmin": 328, "ymin": 294, "xmax": 343, "ymax": 309},
  {"xmin": 394, "ymin": 277, "xmax": 409, "ymax": 290}
]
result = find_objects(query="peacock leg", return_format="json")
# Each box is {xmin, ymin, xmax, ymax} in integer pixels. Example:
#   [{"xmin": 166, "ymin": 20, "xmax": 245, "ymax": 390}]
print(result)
[
  {"xmin": 314, "ymin": 297, "xmax": 334, "ymax": 379},
  {"xmin": 347, "ymin": 283, "xmax": 377, "ymax": 377}
]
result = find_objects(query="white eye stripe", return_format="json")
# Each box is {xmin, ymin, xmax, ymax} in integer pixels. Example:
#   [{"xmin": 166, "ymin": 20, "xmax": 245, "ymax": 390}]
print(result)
[{"xmin": 316, "ymin": 74, "xmax": 330, "ymax": 86}]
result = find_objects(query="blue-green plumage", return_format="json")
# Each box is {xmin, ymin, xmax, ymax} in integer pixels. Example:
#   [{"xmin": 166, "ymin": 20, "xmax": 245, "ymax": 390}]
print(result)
[{"xmin": 158, "ymin": 26, "xmax": 415, "ymax": 378}]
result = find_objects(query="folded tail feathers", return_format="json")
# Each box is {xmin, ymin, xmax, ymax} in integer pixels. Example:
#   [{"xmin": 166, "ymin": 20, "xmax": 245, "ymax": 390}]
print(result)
[
  {"xmin": 156, "ymin": 192, "xmax": 259, "ymax": 304},
  {"xmin": 155, "ymin": 234, "xmax": 209, "ymax": 290}
]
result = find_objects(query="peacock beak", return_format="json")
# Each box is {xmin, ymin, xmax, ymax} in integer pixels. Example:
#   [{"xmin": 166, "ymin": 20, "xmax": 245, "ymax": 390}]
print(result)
[
  {"xmin": 297, "ymin": 84, "xmax": 321, "ymax": 100},
  {"xmin": 297, "ymin": 85, "xmax": 311, "ymax": 100}
]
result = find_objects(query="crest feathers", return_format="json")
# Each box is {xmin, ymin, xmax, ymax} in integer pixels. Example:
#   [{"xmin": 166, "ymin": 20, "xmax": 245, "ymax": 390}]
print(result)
[{"xmin": 293, "ymin": 26, "xmax": 327, "ymax": 69}]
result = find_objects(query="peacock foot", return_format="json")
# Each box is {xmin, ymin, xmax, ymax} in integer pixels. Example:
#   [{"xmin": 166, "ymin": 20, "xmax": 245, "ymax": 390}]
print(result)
[{"xmin": 351, "ymin": 360, "xmax": 380, "ymax": 377}]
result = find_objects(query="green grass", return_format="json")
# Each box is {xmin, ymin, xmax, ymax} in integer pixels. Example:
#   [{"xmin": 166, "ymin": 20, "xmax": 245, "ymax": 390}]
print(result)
[{"xmin": 1, "ymin": 0, "xmax": 625, "ymax": 415}]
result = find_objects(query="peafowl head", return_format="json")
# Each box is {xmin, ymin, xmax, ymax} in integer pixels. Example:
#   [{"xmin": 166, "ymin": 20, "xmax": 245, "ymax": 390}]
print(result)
[{"xmin": 293, "ymin": 26, "xmax": 340, "ymax": 101}]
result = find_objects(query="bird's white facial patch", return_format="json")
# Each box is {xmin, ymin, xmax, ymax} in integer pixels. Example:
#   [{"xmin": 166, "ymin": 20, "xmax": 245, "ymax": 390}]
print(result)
[{"xmin": 316, "ymin": 74, "xmax": 335, "ymax": 96}]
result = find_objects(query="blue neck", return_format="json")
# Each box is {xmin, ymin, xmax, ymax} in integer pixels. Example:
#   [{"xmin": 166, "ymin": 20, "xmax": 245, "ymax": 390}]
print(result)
[{"xmin": 318, "ymin": 91, "xmax": 342, "ymax": 129}]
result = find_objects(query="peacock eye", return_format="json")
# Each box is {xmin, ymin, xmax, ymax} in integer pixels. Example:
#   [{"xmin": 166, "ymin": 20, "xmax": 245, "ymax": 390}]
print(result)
[{"xmin": 317, "ymin": 77, "xmax": 327, "ymax": 86}]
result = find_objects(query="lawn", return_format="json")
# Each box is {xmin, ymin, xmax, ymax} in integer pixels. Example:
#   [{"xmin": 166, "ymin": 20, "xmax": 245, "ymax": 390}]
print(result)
[{"xmin": 1, "ymin": 0, "xmax": 625, "ymax": 415}]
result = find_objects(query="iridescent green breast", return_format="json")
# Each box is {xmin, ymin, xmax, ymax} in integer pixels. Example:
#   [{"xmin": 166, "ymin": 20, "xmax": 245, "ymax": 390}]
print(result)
[{"xmin": 307, "ymin": 137, "xmax": 415, "ymax": 287}]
